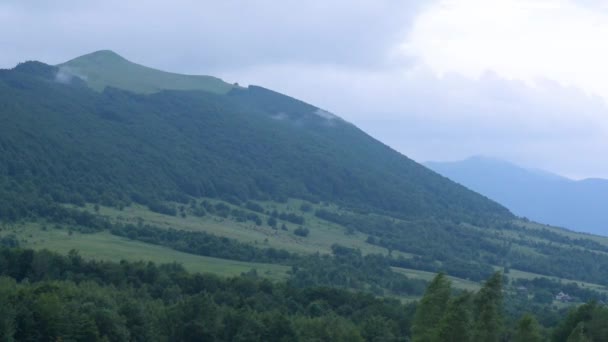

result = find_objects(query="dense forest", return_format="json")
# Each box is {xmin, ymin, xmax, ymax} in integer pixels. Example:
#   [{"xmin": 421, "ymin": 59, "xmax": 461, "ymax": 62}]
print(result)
[{"xmin": 0, "ymin": 248, "xmax": 605, "ymax": 341}]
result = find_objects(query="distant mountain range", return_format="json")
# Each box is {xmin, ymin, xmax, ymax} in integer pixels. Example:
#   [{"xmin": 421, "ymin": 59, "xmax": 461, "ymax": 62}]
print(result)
[{"xmin": 426, "ymin": 156, "xmax": 608, "ymax": 235}]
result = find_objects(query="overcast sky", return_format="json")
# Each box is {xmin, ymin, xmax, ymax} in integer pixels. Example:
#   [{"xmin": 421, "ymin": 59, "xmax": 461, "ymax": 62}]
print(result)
[{"xmin": 2, "ymin": 0, "xmax": 608, "ymax": 179}]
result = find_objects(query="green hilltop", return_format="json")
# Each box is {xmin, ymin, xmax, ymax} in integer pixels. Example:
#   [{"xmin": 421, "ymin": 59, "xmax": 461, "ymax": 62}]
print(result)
[{"xmin": 58, "ymin": 50, "xmax": 235, "ymax": 94}]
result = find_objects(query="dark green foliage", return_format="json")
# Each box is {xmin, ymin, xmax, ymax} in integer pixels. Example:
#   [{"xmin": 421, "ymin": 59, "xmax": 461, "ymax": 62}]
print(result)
[
  {"xmin": 245, "ymin": 201, "xmax": 265, "ymax": 213},
  {"xmin": 289, "ymin": 245, "xmax": 428, "ymax": 296},
  {"xmin": 412, "ymin": 273, "xmax": 451, "ymax": 342},
  {"xmin": 110, "ymin": 223, "xmax": 296, "ymax": 264},
  {"xmin": 299, "ymin": 203, "xmax": 312, "ymax": 212},
  {"xmin": 408, "ymin": 271, "xmax": 510, "ymax": 342},
  {"xmin": 0, "ymin": 247, "xmax": 416, "ymax": 341},
  {"xmin": 514, "ymin": 314, "xmax": 543, "ymax": 342},
  {"xmin": 293, "ymin": 227, "xmax": 310, "ymax": 237},
  {"xmin": 436, "ymin": 292, "xmax": 473, "ymax": 342},
  {"xmin": 147, "ymin": 201, "xmax": 177, "ymax": 216},
  {"xmin": 275, "ymin": 211, "xmax": 305, "ymax": 225},
  {"xmin": 552, "ymin": 302, "xmax": 608, "ymax": 342},
  {"xmin": 315, "ymin": 210, "xmax": 498, "ymax": 281},
  {"xmin": 473, "ymin": 272, "xmax": 504, "ymax": 342},
  {"xmin": 1, "ymin": 246, "xmax": 606, "ymax": 341}
]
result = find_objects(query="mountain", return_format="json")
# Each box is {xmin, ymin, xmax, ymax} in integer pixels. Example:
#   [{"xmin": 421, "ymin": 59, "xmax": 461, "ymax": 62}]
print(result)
[
  {"xmin": 58, "ymin": 50, "xmax": 235, "ymax": 94},
  {"xmin": 0, "ymin": 52, "xmax": 510, "ymax": 225},
  {"xmin": 6, "ymin": 49, "xmax": 608, "ymax": 341},
  {"xmin": 8, "ymin": 51, "xmax": 608, "ymax": 301},
  {"xmin": 426, "ymin": 156, "xmax": 608, "ymax": 235}
]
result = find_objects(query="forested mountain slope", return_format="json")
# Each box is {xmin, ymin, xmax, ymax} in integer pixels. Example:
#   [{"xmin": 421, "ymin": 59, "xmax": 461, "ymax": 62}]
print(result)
[{"xmin": 0, "ymin": 53, "xmax": 511, "ymax": 224}]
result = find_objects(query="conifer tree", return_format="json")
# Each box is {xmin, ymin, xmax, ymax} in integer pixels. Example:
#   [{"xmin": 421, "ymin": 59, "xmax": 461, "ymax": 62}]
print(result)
[
  {"xmin": 514, "ymin": 313, "xmax": 542, "ymax": 342},
  {"xmin": 472, "ymin": 271, "xmax": 503, "ymax": 342},
  {"xmin": 567, "ymin": 322, "xmax": 590, "ymax": 342},
  {"xmin": 412, "ymin": 273, "xmax": 451, "ymax": 342},
  {"xmin": 437, "ymin": 291, "xmax": 473, "ymax": 342}
]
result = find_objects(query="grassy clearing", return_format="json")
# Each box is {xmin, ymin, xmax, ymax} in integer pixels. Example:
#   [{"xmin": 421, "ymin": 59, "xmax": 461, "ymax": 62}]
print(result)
[
  {"xmin": 60, "ymin": 50, "xmax": 235, "ymax": 94},
  {"xmin": 89, "ymin": 199, "xmax": 410, "ymax": 258},
  {"xmin": 0, "ymin": 223, "xmax": 289, "ymax": 280}
]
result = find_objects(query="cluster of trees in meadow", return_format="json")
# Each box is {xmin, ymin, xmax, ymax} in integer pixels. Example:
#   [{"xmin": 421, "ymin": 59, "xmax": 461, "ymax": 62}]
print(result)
[
  {"xmin": 110, "ymin": 223, "xmax": 295, "ymax": 264},
  {"xmin": 110, "ymin": 222, "xmax": 426, "ymax": 297}
]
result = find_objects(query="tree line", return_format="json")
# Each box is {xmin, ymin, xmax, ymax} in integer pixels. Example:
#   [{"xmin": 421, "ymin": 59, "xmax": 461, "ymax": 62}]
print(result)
[{"xmin": 1, "ymin": 247, "xmax": 605, "ymax": 341}]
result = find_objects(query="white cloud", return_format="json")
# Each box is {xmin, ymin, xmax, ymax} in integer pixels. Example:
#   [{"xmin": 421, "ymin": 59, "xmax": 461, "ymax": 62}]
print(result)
[{"xmin": 404, "ymin": 0, "xmax": 608, "ymax": 99}]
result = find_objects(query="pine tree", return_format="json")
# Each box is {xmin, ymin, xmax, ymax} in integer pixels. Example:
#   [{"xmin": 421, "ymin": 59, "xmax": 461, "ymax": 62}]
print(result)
[
  {"xmin": 436, "ymin": 291, "xmax": 473, "ymax": 342},
  {"xmin": 412, "ymin": 273, "xmax": 451, "ymax": 342},
  {"xmin": 514, "ymin": 313, "xmax": 542, "ymax": 342},
  {"xmin": 567, "ymin": 322, "xmax": 591, "ymax": 342},
  {"xmin": 472, "ymin": 272, "xmax": 503, "ymax": 342}
]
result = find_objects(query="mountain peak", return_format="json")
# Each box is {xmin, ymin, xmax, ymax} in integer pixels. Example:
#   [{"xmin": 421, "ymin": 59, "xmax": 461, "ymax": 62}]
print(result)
[
  {"xmin": 64, "ymin": 50, "xmax": 129, "ymax": 67},
  {"xmin": 57, "ymin": 50, "xmax": 234, "ymax": 94},
  {"xmin": 79, "ymin": 49, "xmax": 126, "ymax": 61}
]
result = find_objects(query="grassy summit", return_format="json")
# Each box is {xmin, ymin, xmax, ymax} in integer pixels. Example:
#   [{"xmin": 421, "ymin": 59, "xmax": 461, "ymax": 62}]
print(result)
[{"xmin": 58, "ymin": 50, "xmax": 235, "ymax": 94}]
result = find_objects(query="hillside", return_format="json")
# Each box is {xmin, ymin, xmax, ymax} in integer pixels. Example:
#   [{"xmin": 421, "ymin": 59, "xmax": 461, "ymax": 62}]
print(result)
[
  {"xmin": 0, "ymin": 53, "xmax": 511, "ymax": 225},
  {"xmin": 5, "ymin": 52, "xmax": 608, "ymax": 336},
  {"xmin": 58, "ymin": 50, "xmax": 235, "ymax": 94},
  {"xmin": 426, "ymin": 156, "xmax": 608, "ymax": 235}
]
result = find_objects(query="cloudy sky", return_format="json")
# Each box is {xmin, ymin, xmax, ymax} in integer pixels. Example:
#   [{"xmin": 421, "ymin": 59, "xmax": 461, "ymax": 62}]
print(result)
[{"xmin": 2, "ymin": 0, "xmax": 608, "ymax": 179}]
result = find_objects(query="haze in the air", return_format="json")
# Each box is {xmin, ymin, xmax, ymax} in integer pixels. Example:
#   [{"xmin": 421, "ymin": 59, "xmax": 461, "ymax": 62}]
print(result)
[{"xmin": 3, "ymin": 0, "xmax": 607, "ymax": 179}]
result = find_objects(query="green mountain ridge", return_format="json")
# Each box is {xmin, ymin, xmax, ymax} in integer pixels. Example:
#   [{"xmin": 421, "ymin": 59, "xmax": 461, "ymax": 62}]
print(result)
[{"xmin": 57, "ymin": 49, "xmax": 235, "ymax": 94}]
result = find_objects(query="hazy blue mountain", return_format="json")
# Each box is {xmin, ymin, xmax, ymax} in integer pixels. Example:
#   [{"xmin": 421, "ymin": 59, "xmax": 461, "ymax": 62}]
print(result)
[{"xmin": 425, "ymin": 156, "xmax": 608, "ymax": 235}]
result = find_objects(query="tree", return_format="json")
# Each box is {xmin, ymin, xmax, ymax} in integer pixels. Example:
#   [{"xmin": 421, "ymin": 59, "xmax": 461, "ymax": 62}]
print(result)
[
  {"xmin": 361, "ymin": 315, "xmax": 396, "ymax": 342},
  {"xmin": 514, "ymin": 313, "xmax": 542, "ymax": 342},
  {"xmin": 436, "ymin": 291, "xmax": 473, "ymax": 342},
  {"xmin": 552, "ymin": 302, "xmax": 597, "ymax": 342},
  {"xmin": 412, "ymin": 273, "xmax": 451, "ymax": 342},
  {"xmin": 567, "ymin": 322, "xmax": 591, "ymax": 342},
  {"xmin": 267, "ymin": 217, "xmax": 277, "ymax": 229},
  {"xmin": 472, "ymin": 272, "xmax": 503, "ymax": 342}
]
